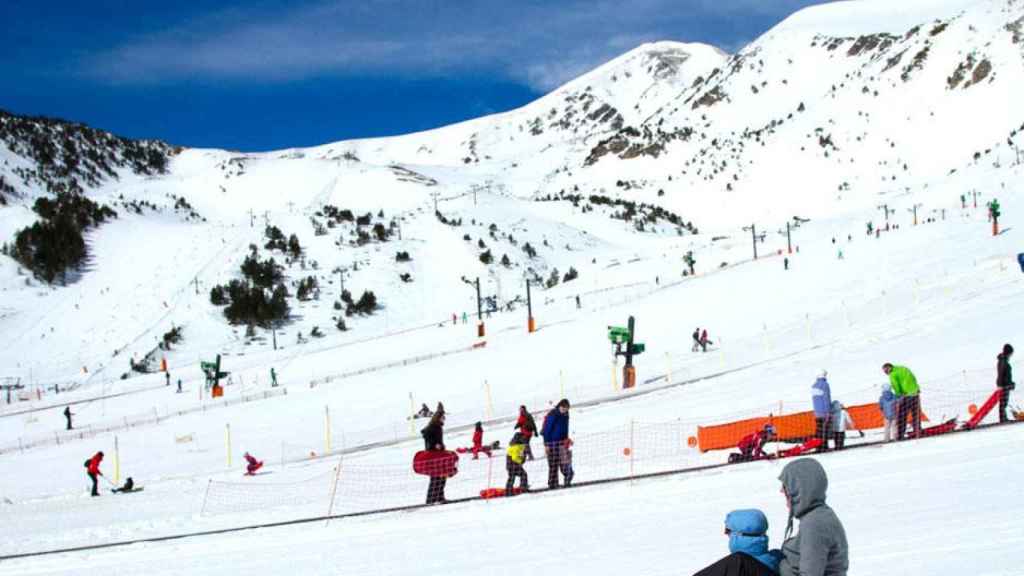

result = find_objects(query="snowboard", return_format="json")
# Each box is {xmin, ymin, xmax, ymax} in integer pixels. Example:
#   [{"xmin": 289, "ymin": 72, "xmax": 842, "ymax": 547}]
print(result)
[
  {"xmin": 413, "ymin": 450, "xmax": 459, "ymax": 478},
  {"xmin": 111, "ymin": 487, "xmax": 144, "ymax": 494}
]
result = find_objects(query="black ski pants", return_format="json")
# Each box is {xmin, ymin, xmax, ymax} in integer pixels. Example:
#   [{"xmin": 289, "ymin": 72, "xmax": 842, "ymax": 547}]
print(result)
[
  {"xmin": 545, "ymin": 442, "xmax": 572, "ymax": 488},
  {"xmin": 693, "ymin": 552, "xmax": 775, "ymax": 576},
  {"xmin": 815, "ymin": 416, "xmax": 831, "ymax": 451},
  {"xmin": 506, "ymin": 460, "xmax": 528, "ymax": 493},
  {"xmin": 426, "ymin": 476, "xmax": 447, "ymax": 504},
  {"xmin": 998, "ymin": 387, "xmax": 1012, "ymax": 422},
  {"xmin": 88, "ymin": 472, "xmax": 99, "ymax": 496},
  {"xmin": 896, "ymin": 395, "xmax": 922, "ymax": 439}
]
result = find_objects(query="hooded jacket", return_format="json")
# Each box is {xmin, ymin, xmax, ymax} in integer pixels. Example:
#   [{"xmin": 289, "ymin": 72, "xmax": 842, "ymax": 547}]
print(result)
[
  {"xmin": 997, "ymin": 353, "xmax": 1014, "ymax": 389},
  {"xmin": 778, "ymin": 459, "xmax": 848, "ymax": 576},
  {"xmin": 541, "ymin": 407, "xmax": 569, "ymax": 444},
  {"xmin": 829, "ymin": 402, "xmax": 854, "ymax": 433},
  {"xmin": 811, "ymin": 377, "xmax": 832, "ymax": 417},
  {"xmin": 725, "ymin": 509, "xmax": 782, "ymax": 573}
]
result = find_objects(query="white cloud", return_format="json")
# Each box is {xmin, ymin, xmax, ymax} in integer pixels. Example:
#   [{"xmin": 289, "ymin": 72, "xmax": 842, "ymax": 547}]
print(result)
[{"xmin": 78, "ymin": 0, "xmax": 832, "ymax": 88}]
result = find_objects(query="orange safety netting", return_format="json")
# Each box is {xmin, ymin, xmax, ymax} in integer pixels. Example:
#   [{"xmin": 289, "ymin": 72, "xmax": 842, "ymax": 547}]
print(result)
[{"xmin": 696, "ymin": 403, "xmax": 930, "ymax": 452}]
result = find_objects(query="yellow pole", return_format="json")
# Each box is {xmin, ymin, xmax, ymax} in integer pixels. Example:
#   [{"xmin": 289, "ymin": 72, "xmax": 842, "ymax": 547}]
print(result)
[
  {"xmin": 325, "ymin": 406, "xmax": 332, "ymax": 454},
  {"xmin": 484, "ymin": 380, "xmax": 494, "ymax": 419},
  {"xmin": 612, "ymin": 359, "xmax": 618, "ymax": 391},
  {"xmin": 226, "ymin": 423, "xmax": 232, "ymax": 469},
  {"xmin": 665, "ymin": 352, "xmax": 672, "ymax": 386},
  {"xmin": 114, "ymin": 436, "xmax": 120, "ymax": 485},
  {"xmin": 409, "ymin": 393, "xmax": 416, "ymax": 435}
]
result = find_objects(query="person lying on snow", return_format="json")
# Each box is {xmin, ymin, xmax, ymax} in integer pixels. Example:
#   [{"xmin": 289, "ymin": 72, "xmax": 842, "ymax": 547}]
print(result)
[
  {"xmin": 112, "ymin": 477, "xmax": 135, "ymax": 493},
  {"xmin": 244, "ymin": 452, "xmax": 263, "ymax": 475}
]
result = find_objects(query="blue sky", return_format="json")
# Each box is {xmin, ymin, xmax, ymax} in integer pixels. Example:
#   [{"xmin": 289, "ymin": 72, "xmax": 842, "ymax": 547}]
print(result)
[{"xmin": 1, "ymin": 0, "xmax": 831, "ymax": 151}]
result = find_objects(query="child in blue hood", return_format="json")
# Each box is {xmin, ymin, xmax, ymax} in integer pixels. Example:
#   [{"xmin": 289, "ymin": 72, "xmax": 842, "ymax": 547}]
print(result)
[{"xmin": 693, "ymin": 509, "xmax": 782, "ymax": 575}]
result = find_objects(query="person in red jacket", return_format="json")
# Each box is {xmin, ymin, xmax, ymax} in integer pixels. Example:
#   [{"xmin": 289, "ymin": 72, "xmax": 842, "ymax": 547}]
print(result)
[
  {"xmin": 85, "ymin": 451, "xmax": 104, "ymax": 496},
  {"xmin": 471, "ymin": 422, "xmax": 488, "ymax": 459},
  {"xmin": 244, "ymin": 452, "xmax": 263, "ymax": 475},
  {"xmin": 514, "ymin": 406, "xmax": 538, "ymax": 460}
]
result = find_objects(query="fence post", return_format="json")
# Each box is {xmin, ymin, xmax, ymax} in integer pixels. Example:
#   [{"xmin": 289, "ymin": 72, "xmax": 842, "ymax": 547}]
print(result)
[
  {"xmin": 326, "ymin": 456, "xmax": 343, "ymax": 521},
  {"xmin": 325, "ymin": 406, "xmax": 332, "ymax": 454},
  {"xmin": 200, "ymin": 479, "xmax": 212, "ymax": 517},
  {"xmin": 226, "ymin": 423, "xmax": 232, "ymax": 469},
  {"xmin": 408, "ymin": 393, "xmax": 416, "ymax": 435},
  {"xmin": 612, "ymin": 359, "xmax": 618, "ymax": 392},
  {"xmin": 629, "ymin": 419, "xmax": 635, "ymax": 483},
  {"xmin": 665, "ymin": 353, "xmax": 672, "ymax": 386},
  {"xmin": 114, "ymin": 436, "xmax": 120, "ymax": 485}
]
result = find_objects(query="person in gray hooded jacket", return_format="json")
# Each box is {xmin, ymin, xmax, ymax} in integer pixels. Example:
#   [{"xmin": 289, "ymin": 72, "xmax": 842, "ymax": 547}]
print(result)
[{"xmin": 778, "ymin": 458, "xmax": 848, "ymax": 576}]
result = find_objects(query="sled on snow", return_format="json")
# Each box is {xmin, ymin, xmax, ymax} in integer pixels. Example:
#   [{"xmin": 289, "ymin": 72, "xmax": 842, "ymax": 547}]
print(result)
[{"xmin": 413, "ymin": 450, "xmax": 460, "ymax": 478}]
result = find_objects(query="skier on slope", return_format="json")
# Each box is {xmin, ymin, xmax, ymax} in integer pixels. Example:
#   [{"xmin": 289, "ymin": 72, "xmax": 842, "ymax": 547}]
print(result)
[
  {"xmin": 883, "ymin": 363, "xmax": 921, "ymax": 440},
  {"xmin": 244, "ymin": 452, "xmax": 263, "ymax": 476},
  {"xmin": 701, "ymin": 329, "xmax": 711, "ymax": 352},
  {"xmin": 64, "ymin": 406, "xmax": 73, "ymax": 430},
  {"xmin": 692, "ymin": 328, "xmax": 702, "ymax": 352},
  {"xmin": 84, "ymin": 451, "xmax": 104, "ymax": 497}
]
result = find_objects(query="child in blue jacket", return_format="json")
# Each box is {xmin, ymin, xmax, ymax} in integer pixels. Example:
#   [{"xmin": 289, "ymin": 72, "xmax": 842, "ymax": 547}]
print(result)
[
  {"xmin": 693, "ymin": 509, "xmax": 782, "ymax": 575},
  {"xmin": 879, "ymin": 385, "xmax": 897, "ymax": 442}
]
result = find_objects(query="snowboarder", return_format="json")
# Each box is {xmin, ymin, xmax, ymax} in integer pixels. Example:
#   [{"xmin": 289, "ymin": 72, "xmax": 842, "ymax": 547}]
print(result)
[
  {"xmin": 505, "ymin": 433, "xmax": 529, "ymax": 495},
  {"xmin": 692, "ymin": 509, "xmax": 782, "ymax": 576},
  {"xmin": 733, "ymin": 423, "xmax": 776, "ymax": 462},
  {"xmin": 829, "ymin": 401, "xmax": 860, "ymax": 450},
  {"xmin": 811, "ymin": 370, "xmax": 832, "ymax": 452},
  {"xmin": 64, "ymin": 406, "xmax": 73, "ymax": 430},
  {"xmin": 784, "ymin": 257, "xmax": 789, "ymax": 271},
  {"xmin": 111, "ymin": 477, "xmax": 135, "ymax": 493},
  {"xmin": 692, "ymin": 327, "xmax": 702, "ymax": 352},
  {"xmin": 997, "ymin": 343, "xmax": 1015, "ymax": 423},
  {"xmin": 700, "ymin": 329, "xmax": 710, "ymax": 352},
  {"xmin": 165, "ymin": 372, "xmax": 170, "ymax": 386},
  {"xmin": 777, "ymin": 458, "xmax": 849, "ymax": 576},
  {"xmin": 176, "ymin": 379, "xmax": 182, "ymax": 393},
  {"xmin": 414, "ymin": 403, "xmax": 433, "ymax": 419},
  {"xmin": 514, "ymin": 405, "xmax": 538, "ymax": 460},
  {"xmin": 541, "ymin": 399, "xmax": 573, "ymax": 488},
  {"xmin": 84, "ymin": 451, "xmax": 104, "ymax": 497},
  {"xmin": 452, "ymin": 313, "xmax": 457, "ymax": 326},
  {"xmin": 243, "ymin": 452, "xmax": 263, "ymax": 476},
  {"xmin": 883, "ymin": 363, "xmax": 921, "ymax": 440},
  {"xmin": 878, "ymin": 385, "xmax": 897, "ymax": 442},
  {"xmin": 575, "ymin": 295, "xmax": 581, "ymax": 309},
  {"xmin": 421, "ymin": 406, "xmax": 448, "ymax": 504},
  {"xmin": 270, "ymin": 367, "xmax": 279, "ymax": 387}
]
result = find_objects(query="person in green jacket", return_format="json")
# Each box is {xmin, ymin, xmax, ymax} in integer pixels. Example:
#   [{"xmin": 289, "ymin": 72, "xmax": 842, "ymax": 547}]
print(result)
[{"xmin": 883, "ymin": 363, "xmax": 921, "ymax": 439}]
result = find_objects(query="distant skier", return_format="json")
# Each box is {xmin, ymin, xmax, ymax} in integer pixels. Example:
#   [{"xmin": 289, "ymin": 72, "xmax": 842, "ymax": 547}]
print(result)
[
  {"xmin": 461, "ymin": 312, "xmax": 468, "ymax": 324},
  {"xmin": 176, "ymin": 379, "xmax": 183, "ymax": 393},
  {"xmin": 700, "ymin": 329, "xmax": 711, "ymax": 352},
  {"xmin": 784, "ymin": 257, "xmax": 789, "ymax": 271},
  {"xmin": 414, "ymin": 403, "xmax": 433, "ymax": 419},
  {"xmin": 883, "ymin": 363, "xmax": 921, "ymax": 440},
  {"xmin": 997, "ymin": 344, "xmax": 1015, "ymax": 423},
  {"xmin": 165, "ymin": 372, "xmax": 170, "ymax": 386},
  {"xmin": 505, "ymin": 433, "xmax": 529, "ymax": 496},
  {"xmin": 64, "ymin": 406, "xmax": 73, "ymax": 430},
  {"xmin": 575, "ymin": 295, "xmax": 581, "ymax": 309},
  {"xmin": 514, "ymin": 405, "xmax": 538, "ymax": 460},
  {"xmin": 84, "ymin": 451, "xmax": 104, "ymax": 497},
  {"xmin": 692, "ymin": 327, "xmax": 702, "ymax": 352},
  {"xmin": 811, "ymin": 370, "xmax": 832, "ymax": 451},
  {"xmin": 243, "ymin": 452, "xmax": 264, "ymax": 476},
  {"xmin": 471, "ymin": 422, "xmax": 492, "ymax": 459}
]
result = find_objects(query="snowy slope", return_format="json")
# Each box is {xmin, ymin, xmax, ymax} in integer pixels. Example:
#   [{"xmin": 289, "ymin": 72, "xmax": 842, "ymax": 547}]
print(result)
[{"xmin": 0, "ymin": 0, "xmax": 1022, "ymax": 572}]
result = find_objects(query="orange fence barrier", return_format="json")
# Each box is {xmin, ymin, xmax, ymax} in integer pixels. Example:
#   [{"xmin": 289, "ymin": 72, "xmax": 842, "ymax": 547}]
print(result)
[{"xmin": 697, "ymin": 402, "xmax": 930, "ymax": 452}]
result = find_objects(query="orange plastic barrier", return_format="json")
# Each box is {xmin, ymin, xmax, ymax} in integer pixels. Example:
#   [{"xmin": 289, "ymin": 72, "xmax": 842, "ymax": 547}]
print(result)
[{"xmin": 697, "ymin": 402, "xmax": 929, "ymax": 452}]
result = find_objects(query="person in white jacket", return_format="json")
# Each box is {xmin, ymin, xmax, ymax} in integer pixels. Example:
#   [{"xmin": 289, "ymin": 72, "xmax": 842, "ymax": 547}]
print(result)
[{"xmin": 830, "ymin": 401, "xmax": 861, "ymax": 450}]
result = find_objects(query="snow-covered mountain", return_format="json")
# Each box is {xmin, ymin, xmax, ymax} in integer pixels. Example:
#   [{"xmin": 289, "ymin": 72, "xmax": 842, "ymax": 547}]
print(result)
[{"xmin": 0, "ymin": 0, "xmax": 1020, "ymax": 387}]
